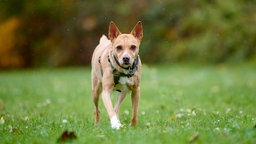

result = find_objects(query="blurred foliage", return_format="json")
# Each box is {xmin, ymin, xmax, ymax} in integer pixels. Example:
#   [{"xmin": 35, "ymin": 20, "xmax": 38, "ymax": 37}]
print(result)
[
  {"xmin": 0, "ymin": 0, "xmax": 255, "ymax": 68},
  {"xmin": 0, "ymin": 17, "xmax": 24, "ymax": 67},
  {"xmin": 141, "ymin": 0, "xmax": 256, "ymax": 63}
]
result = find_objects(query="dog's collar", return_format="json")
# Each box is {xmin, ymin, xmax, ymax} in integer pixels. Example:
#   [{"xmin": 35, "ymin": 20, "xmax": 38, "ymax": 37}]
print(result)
[{"xmin": 108, "ymin": 54, "xmax": 139, "ymax": 85}]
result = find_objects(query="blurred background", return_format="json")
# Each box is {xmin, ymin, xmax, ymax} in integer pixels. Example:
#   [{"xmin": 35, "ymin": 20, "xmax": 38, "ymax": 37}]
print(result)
[{"xmin": 0, "ymin": 0, "xmax": 255, "ymax": 68}]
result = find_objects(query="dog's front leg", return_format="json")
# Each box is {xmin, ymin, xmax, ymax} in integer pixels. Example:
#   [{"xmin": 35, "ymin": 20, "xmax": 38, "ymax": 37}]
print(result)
[
  {"xmin": 131, "ymin": 86, "xmax": 140, "ymax": 127},
  {"xmin": 114, "ymin": 92, "xmax": 126, "ymax": 118},
  {"xmin": 102, "ymin": 88, "xmax": 122, "ymax": 129}
]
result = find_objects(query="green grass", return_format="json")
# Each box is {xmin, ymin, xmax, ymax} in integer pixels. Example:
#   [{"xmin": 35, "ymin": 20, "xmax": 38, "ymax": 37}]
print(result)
[{"xmin": 0, "ymin": 63, "xmax": 256, "ymax": 144}]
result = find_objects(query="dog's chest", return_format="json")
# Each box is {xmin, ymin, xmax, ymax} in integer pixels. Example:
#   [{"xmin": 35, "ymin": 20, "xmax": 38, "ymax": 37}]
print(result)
[{"xmin": 114, "ymin": 77, "xmax": 133, "ymax": 92}]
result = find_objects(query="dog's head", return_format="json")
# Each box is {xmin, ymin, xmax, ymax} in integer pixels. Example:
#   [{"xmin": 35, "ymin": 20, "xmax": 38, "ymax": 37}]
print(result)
[{"xmin": 108, "ymin": 21, "xmax": 143, "ymax": 68}]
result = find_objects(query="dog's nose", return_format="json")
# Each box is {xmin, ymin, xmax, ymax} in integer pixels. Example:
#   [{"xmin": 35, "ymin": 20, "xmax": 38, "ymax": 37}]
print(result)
[{"xmin": 122, "ymin": 57, "xmax": 130, "ymax": 64}]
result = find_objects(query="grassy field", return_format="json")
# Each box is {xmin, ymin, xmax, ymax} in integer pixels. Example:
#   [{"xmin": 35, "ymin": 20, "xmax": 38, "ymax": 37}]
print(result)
[{"xmin": 0, "ymin": 63, "xmax": 255, "ymax": 144}]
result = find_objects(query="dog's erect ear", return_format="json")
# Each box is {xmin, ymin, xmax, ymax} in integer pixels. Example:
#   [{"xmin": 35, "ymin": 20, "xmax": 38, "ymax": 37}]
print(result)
[
  {"xmin": 108, "ymin": 21, "xmax": 121, "ymax": 42},
  {"xmin": 130, "ymin": 21, "xmax": 143, "ymax": 41}
]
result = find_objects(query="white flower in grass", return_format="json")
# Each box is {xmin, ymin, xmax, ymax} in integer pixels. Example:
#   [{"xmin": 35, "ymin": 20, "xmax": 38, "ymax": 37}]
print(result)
[
  {"xmin": 141, "ymin": 111, "xmax": 146, "ymax": 115},
  {"xmin": 186, "ymin": 108, "xmax": 196, "ymax": 116},
  {"xmin": 170, "ymin": 113, "xmax": 183, "ymax": 120},
  {"xmin": 24, "ymin": 116, "xmax": 29, "ymax": 121},
  {"xmin": 62, "ymin": 119, "xmax": 68, "ymax": 124},
  {"xmin": 239, "ymin": 110, "xmax": 243, "ymax": 114},
  {"xmin": 175, "ymin": 113, "xmax": 183, "ymax": 118},
  {"xmin": 214, "ymin": 127, "xmax": 220, "ymax": 131},
  {"xmin": 45, "ymin": 99, "xmax": 51, "ymax": 105},
  {"xmin": 226, "ymin": 108, "xmax": 231, "ymax": 114},
  {"xmin": 124, "ymin": 110, "xmax": 129, "ymax": 115},
  {"xmin": 0, "ymin": 116, "xmax": 4, "ymax": 124},
  {"xmin": 191, "ymin": 111, "xmax": 196, "ymax": 116}
]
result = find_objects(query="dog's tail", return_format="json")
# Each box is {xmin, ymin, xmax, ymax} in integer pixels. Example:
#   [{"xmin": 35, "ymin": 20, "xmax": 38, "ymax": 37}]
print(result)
[{"xmin": 100, "ymin": 35, "xmax": 111, "ymax": 45}]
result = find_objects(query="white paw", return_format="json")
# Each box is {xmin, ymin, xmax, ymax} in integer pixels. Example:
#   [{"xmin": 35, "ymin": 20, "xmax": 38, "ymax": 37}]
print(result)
[{"xmin": 110, "ymin": 115, "xmax": 122, "ymax": 130}]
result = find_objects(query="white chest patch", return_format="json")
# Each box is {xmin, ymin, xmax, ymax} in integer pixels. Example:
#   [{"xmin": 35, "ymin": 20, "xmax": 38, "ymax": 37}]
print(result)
[
  {"xmin": 114, "ymin": 77, "xmax": 134, "ymax": 92},
  {"xmin": 119, "ymin": 77, "xmax": 133, "ymax": 85}
]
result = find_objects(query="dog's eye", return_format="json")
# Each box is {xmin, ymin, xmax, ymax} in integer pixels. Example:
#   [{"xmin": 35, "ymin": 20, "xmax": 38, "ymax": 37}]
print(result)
[
  {"xmin": 130, "ymin": 45, "xmax": 136, "ymax": 51},
  {"xmin": 116, "ymin": 45, "xmax": 122, "ymax": 51}
]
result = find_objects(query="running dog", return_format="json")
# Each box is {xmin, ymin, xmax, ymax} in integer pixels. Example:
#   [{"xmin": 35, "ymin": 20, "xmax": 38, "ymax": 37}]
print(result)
[{"xmin": 91, "ymin": 21, "xmax": 143, "ymax": 129}]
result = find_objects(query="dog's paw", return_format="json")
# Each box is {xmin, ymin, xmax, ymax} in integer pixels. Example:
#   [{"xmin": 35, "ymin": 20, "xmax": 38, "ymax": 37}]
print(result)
[{"xmin": 110, "ymin": 115, "xmax": 122, "ymax": 130}]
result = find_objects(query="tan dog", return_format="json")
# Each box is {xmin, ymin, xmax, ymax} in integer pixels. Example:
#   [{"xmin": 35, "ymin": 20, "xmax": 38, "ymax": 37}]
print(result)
[{"xmin": 91, "ymin": 21, "xmax": 143, "ymax": 129}]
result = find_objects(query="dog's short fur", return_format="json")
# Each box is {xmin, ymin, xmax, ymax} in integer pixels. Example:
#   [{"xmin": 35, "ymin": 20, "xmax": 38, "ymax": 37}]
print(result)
[{"xmin": 91, "ymin": 21, "xmax": 143, "ymax": 129}]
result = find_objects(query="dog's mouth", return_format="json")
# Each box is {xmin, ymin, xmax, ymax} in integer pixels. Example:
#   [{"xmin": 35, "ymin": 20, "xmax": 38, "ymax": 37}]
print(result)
[
  {"xmin": 122, "ymin": 61, "xmax": 131, "ymax": 66},
  {"xmin": 120, "ymin": 62, "xmax": 131, "ymax": 69}
]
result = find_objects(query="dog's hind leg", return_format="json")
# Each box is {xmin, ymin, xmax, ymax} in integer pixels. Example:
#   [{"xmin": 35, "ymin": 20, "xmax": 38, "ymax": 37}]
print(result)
[
  {"xmin": 92, "ymin": 75, "xmax": 102, "ymax": 125},
  {"xmin": 114, "ymin": 92, "xmax": 126, "ymax": 118}
]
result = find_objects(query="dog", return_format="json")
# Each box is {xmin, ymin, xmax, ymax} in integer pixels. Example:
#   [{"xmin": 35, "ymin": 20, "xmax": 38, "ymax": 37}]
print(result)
[{"xmin": 91, "ymin": 21, "xmax": 143, "ymax": 129}]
